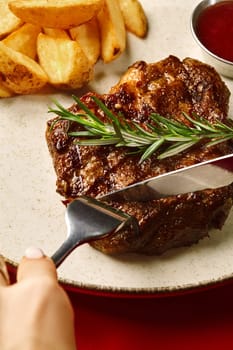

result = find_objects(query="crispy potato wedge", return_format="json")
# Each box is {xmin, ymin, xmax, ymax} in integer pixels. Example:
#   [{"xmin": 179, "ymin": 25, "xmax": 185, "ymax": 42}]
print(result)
[
  {"xmin": 117, "ymin": 0, "xmax": 148, "ymax": 38},
  {"xmin": 43, "ymin": 28, "xmax": 70, "ymax": 39},
  {"xmin": 8, "ymin": 0, "xmax": 104, "ymax": 29},
  {"xmin": 0, "ymin": 80, "xmax": 15, "ymax": 97},
  {"xmin": 69, "ymin": 17, "xmax": 100, "ymax": 65},
  {"xmin": 97, "ymin": 0, "xmax": 126, "ymax": 63},
  {"xmin": 0, "ymin": 42, "xmax": 48, "ymax": 94},
  {"xmin": 37, "ymin": 33, "xmax": 93, "ymax": 89},
  {"xmin": 0, "ymin": 0, "xmax": 23, "ymax": 39},
  {"xmin": 2, "ymin": 23, "xmax": 41, "ymax": 59}
]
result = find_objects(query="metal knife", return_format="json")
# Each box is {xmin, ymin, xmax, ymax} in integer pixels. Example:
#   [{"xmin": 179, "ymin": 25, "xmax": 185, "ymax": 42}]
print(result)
[
  {"xmin": 51, "ymin": 153, "xmax": 233, "ymax": 266},
  {"xmin": 99, "ymin": 153, "xmax": 233, "ymax": 202}
]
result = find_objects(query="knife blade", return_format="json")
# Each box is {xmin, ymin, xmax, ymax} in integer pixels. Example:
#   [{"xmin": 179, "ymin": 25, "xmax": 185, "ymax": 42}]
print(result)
[{"xmin": 99, "ymin": 153, "xmax": 233, "ymax": 202}]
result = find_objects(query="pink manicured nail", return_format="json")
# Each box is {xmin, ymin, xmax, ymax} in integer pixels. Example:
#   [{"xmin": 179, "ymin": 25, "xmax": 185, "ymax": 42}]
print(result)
[{"xmin": 24, "ymin": 247, "xmax": 44, "ymax": 259}]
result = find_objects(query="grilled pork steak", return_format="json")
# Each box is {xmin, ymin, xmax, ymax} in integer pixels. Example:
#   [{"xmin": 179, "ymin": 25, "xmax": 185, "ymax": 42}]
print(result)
[{"xmin": 46, "ymin": 55, "xmax": 233, "ymax": 255}]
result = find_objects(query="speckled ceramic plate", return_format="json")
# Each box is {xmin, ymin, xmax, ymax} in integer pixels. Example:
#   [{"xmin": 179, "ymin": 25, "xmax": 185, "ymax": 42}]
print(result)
[{"xmin": 1, "ymin": 0, "xmax": 233, "ymax": 296}]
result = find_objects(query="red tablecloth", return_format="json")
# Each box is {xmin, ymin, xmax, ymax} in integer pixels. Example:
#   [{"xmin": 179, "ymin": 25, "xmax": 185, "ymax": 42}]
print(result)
[{"xmin": 66, "ymin": 282, "xmax": 233, "ymax": 350}]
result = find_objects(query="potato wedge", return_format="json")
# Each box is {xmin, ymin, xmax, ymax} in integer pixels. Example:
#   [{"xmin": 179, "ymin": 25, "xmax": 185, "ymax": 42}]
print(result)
[
  {"xmin": 97, "ymin": 0, "xmax": 126, "ymax": 63},
  {"xmin": 2, "ymin": 23, "xmax": 41, "ymax": 59},
  {"xmin": 69, "ymin": 17, "xmax": 100, "ymax": 65},
  {"xmin": 43, "ymin": 28, "xmax": 70, "ymax": 39},
  {"xmin": 118, "ymin": 0, "xmax": 148, "ymax": 38},
  {"xmin": 0, "ymin": 0, "xmax": 22, "ymax": 39},
  {"xmin": 9, "ymin": 0, "xmax": 104, "ymax": 29},
  {"xmin": 0, "ymin": 80, "xmax": 15, "ymax": 98},
  {"xmin": 0, "ymin": 42, "xmax": 48, "ymax": 94},
  {"xmin": 37, "ymin": 33, "xmax": 93, "ymax": 89}
]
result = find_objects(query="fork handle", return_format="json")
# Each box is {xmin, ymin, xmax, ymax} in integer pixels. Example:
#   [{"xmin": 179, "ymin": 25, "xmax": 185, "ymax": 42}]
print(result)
[{"xmin": 51, "ymin": 236, "xmax": 80, "ymax": 268}]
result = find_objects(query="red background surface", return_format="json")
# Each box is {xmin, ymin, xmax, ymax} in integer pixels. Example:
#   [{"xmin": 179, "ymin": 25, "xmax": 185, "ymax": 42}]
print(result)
[{"xmin": 68, "ymin": 281, "xmax": 233, "ymax": 350}]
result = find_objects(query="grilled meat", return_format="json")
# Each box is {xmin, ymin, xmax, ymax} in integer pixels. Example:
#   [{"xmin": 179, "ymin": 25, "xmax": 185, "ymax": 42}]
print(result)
[{"xmin": 46, "ymin": 55, "xmax": 233, "ymax": 255}]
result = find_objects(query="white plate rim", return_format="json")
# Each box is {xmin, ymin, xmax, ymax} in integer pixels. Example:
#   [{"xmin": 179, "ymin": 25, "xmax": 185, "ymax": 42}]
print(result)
[{"xmin": 1, "ymin": 0, "xmax": 233, "ymax": 296}]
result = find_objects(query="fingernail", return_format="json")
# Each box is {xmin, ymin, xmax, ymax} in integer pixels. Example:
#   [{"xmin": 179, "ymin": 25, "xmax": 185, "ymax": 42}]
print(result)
[{"xmin": 24, "ymin": 247, "xmax": 44, "ymax": 259}]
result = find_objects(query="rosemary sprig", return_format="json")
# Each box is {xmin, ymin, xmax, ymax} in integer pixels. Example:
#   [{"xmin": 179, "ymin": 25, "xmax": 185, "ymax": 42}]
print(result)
[{"xmin": 48, "ymin": 95, "xmax": 233, "ymax": 163}]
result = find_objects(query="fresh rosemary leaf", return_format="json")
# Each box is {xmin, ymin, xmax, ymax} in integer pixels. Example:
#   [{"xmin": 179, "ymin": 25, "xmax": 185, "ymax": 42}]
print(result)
[
  {"xmin": 206, "ymin": 135, "xmax": 233, "ymax": 147},
  {"xmin": 68, "ymin": 131, "xmax": 96, "ymax": 137},
  {"xmin": 158, "ymin": 140, "xmax": 199, "ymax": 159},
  {"xmin": 72, "ymin": 95, "xmax": 105, "ymax": 125},
  {"xmin": 140, "ymin": 138, "xmax": 165, "ymax": 163},
  {"xmin": 49, "ymin": 95, "xmax": 233, "ymax": 162},
  {"xmin": 78, "ymin": 137, "xmax": 121, "ymax": 146}
]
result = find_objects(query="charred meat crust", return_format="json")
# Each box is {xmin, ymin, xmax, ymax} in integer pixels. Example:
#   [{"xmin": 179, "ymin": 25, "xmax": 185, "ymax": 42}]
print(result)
[
  {"xmin": 46, "ymin": 55, "xmax": 233, "ymax": 255},
  {"xmin": 91, "ymin": 185, "xmax": 233, "ymax": 254}
]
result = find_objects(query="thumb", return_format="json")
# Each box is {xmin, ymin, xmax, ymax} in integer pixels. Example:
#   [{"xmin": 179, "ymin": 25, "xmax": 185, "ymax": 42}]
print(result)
[{"xmin": 17, "ymin": 247, "xmax": 57, "ymax": 283}]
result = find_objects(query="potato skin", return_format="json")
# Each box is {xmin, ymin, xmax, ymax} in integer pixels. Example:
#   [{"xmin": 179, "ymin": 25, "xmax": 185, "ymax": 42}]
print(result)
[
  {"xmin": 37, "ymin": 33, "xmax": 93, "ymax": 90},
  {"xmin": 8, "ymin": 0, "xmax": 104, "ymax": 29},
  {"xmin": 97, "ymin": 0, "xmax": 126, "ymax": 63},
  {"xmin": 118, "ymin": 0, "xmax": 148, "ymax": 38},
  {"xmin": 0, "ymin": 0, "xmax": 23, "ymax": 39},
  {"xmin": 2, "ymin": 23, "xmax": 41, "ymax": 59},
  {"xmin": 0, "ymin": 42, "xmax": 48, "ymax": 94},
  {"xmin": 0, "ymin": 0, "xmax": 148, "ymax": 96}
]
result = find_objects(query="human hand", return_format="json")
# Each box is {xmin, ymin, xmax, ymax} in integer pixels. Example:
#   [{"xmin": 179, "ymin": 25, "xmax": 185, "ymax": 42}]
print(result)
[{"xmin": 0, "ymin": 247, "xmax": 76, "ymax": 350}]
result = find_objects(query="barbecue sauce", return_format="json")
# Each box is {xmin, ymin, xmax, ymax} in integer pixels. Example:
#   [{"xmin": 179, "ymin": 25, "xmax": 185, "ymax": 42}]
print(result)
[{"xmin": 196, "ymin": 1, "xmax": 233, "ymax": 62}]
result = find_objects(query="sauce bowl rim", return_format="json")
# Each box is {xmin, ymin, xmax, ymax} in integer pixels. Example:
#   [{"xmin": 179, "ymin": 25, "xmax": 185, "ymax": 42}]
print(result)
[{"xmin": 190, "ymin": 0, "xmax": 233, "ymax": 66}]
